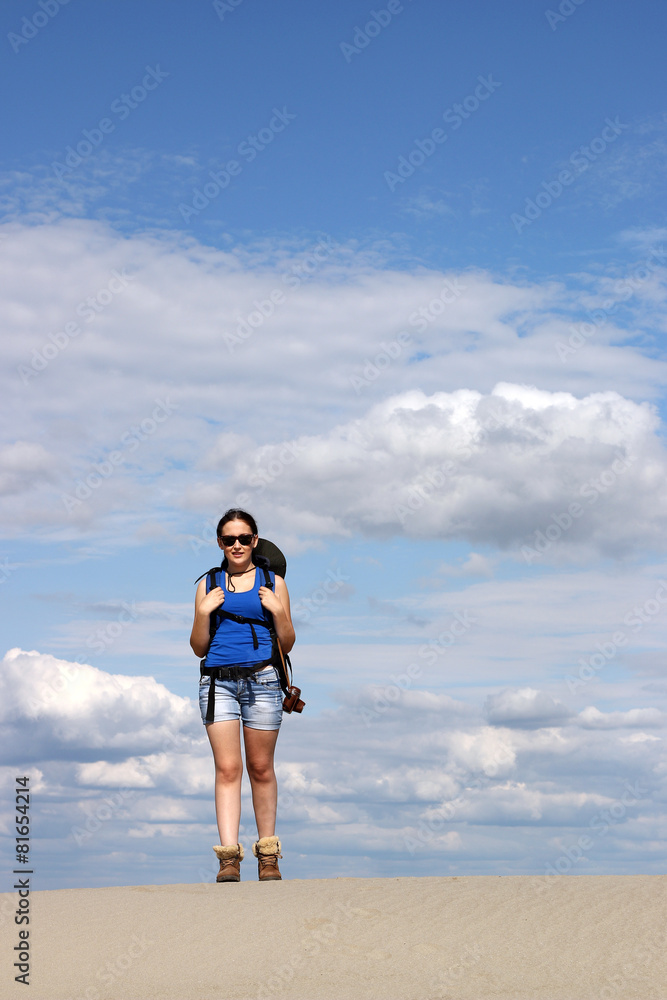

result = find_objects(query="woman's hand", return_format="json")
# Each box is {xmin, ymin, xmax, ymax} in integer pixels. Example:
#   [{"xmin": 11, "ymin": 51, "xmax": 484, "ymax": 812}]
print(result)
[
  {"xmin": 199, "ymin": 586, "xmax": 225, "ymax": 615},
  {"xmin": 190, "ymin": 580, "xmax": 224, "ymax": 658},
  {"xmin": 258, "ymin": 585, "xmax": 282, "ymax": 616},
  {"xmin": 259, "ymin": 578, "xmax": 296, "ymax": 654}
]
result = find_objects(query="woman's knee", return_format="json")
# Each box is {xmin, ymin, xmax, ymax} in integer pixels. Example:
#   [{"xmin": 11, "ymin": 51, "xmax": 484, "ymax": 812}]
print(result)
[
  {"xmin": 215, "ymin": 761, "xmax": 243, "ymax": 783},
  {"xmin": 246, "ymin": 759, "xmax": 275, "ymax": 783}
]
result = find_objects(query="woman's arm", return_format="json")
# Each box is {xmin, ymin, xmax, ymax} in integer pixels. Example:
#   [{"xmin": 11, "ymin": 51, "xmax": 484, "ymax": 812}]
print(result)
[
  {"xmin": 258, "ymin": 575, "xmax": 296, "ymax": 654},
  {"xmin": 190, "ymin": 578, "xmax": 225, "ymax": 659}
]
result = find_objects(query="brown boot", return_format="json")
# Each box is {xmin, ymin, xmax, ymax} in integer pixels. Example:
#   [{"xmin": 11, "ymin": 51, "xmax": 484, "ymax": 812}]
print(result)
[
  {"xmin": 252, "ymin": 836, "xmax": 282, "ymax": 881},
  {"xmin": 213, "ymin": 843, "xmax": 244, "ymax": 882}
]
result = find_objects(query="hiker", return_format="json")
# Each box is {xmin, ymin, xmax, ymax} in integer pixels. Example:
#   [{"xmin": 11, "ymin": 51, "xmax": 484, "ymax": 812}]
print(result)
[{"xmin": 190, "ymin": 508, "xmax": 295, "ymax": 882}]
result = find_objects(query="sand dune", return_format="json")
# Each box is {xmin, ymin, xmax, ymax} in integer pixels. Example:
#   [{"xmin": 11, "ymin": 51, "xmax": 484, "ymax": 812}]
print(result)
[{"xmin": 2, "ymin": 875, "xmax": 666, "ymax": 999}]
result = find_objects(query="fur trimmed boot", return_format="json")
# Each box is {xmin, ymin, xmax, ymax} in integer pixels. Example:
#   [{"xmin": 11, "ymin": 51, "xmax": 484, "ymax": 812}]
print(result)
[
  {"xmin": 213, "ymin": 843, "xmax": 244, "ymax": 882},
  {"xmin": 252, "ymin": 836, "xmax": 282, "ymax": 881}
]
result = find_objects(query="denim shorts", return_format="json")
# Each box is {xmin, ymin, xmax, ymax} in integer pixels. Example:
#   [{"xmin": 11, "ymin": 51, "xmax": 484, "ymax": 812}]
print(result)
[{"xmin": 199, "ymin": 665, "xmax": 283, "ymax": 730}]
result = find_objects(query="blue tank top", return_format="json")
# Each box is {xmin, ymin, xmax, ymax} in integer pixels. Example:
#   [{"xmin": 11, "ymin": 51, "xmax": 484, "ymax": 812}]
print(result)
[{"xmin": 205, "ymin": 567, "xmax": 274, "ymax": 667}]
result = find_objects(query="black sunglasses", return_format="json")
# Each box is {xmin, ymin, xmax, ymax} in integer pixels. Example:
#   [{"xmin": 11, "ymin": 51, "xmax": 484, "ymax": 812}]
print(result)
[{"xmin": 218, "ymin": 533, "xmax": 255, "ymax": 547}]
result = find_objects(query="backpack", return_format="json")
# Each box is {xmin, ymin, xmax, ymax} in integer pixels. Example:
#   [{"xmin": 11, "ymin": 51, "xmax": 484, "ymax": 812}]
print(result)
[{"xmin": 196, "ymin": 538, "xmax": 304, "ymax": 714}]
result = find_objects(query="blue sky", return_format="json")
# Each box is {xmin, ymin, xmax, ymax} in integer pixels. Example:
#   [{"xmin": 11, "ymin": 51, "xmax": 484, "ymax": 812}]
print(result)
[{"xmin": 2, "ymin": 0, "xmax": 667, "ymax": 890}]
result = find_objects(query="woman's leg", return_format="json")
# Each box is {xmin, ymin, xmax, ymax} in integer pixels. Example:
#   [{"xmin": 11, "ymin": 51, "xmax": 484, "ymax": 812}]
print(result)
[
  {"xmin": 243, "ymin": 726, "xmax": 280, "ymax": 838},
  {"xmin": 206, "ymin": 719, "xmax": 243, "ymax": 844}
]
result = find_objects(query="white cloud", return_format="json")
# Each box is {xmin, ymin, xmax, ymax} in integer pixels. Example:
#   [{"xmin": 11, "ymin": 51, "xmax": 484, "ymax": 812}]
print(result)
[
  {"xmin": 2, "ymin": 203, "xmax": 667, "ymax": 884},
  {"xmin": 1, "ymin": 647, "xmax": 665, "ymax": 882},
  {"xmin": 402, "ymin": 190, "xmax": 456, "ymax": 219},
  {"xmin": 460, "ymin": 553, "xmax": 495, "ymax": 577},
  {"xmin": 213, "ymin": 384, "xmax": 667, "ymax": 558},
  {"xmin": 2, "ymin": 217, "xmax": 666, "ymax": 552},
  {"xmin": 485, "ymin": 688, "xmax": 573, "ymax": 728},
  {"xmin": 0, "ymin": 441, "xmax": 58, "ymax": 496},
  {"xmin": 424, "ymin": 783, "xmax": 606, "ymax": 826},
  {"xmin": 76, "ymin": 753, "xmax": 210, "ymax": 793},
  {"xmin": 620, "ymin": 732, "xmax": 662, "ymax": 743},
  {"xmin": 576, "ymin": 706, "xmax": 665, "ymax": 729},
  {"xmin": 443, "ymin": 727, "xmax": 517, "ymax": 776},
  {"xmin": 76, "ymin": 759, "xmax": 156, "ymax": 789},
  {"xmin": 0, "ymin": 648, "xmax": 198, "ymax": 756}
]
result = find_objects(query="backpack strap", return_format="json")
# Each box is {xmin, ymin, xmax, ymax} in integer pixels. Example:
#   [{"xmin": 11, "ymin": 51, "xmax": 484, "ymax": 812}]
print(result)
[
  {"xmin": 206, "ymin": 566, "xmax": 221, "ymax": 645},
  {"xmin": 193, "ymin": 563, "xmax": 224, "ymax": 647},
  {"xmin": 257, "ymin": 568, "xmax": 295, "ymax": 698}
]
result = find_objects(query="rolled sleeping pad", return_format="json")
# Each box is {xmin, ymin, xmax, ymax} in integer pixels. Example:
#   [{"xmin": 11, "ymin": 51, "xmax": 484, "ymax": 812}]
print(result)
[{"xmin": 253, "ymin": 537, "xmax": 287, "ymax": 579}]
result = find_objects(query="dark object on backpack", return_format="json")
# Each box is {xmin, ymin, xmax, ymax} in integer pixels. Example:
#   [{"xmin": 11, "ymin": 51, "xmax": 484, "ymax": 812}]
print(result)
[
  {"xmin": 252, "ymin": 538, "xmax": 286, "ymax": 580},
  {"xmin": 196, "ymin": 538, "xmax": 304, "ymax": 718}
]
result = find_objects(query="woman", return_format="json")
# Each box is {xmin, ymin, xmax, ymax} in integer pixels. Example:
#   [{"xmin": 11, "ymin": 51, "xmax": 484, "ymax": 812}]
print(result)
[{"xmin": 190, "ymin": 508, "xmax": 295, "ymax": 882}]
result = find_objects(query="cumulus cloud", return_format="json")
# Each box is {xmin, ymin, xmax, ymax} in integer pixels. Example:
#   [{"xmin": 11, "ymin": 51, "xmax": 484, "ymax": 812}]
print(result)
[
  {"xmin": 210, "ymin": 384, "xmax": 667, "ymax": 558},
  {"xmin": 1, "ymin": 647, "xmax": 665, "ymax": 882},
  {"xmin": 443, "ymin": 727, "xmax": 517, "ymax": 777},
  {"xmin": 0, "ymin": 441, "xmax": 58, "ymax": 496},
  {"xmin": 76, "ymin": 752, "xmax": 210, "ymax": 793},
  {"xmin": 576, "ymin": 706, "xmax": 665, "ymax": 729},
  {"xmin": 423, "ymin": 783, "xmax": 605, "ymax": 826},
  {"xmin": 485, "ymin": 688, "xmax": 573, "ymax": 728},
  {"xmin": 0, "ymin": 648, "xmax": 199, "ymax": 759},
  {"xmin": 2, "ymin": 217, "xmax": 666, "ymax": 549},
  {"xmin": 2, "ymin": 204, "xmax": 667, "ymax": 883}
]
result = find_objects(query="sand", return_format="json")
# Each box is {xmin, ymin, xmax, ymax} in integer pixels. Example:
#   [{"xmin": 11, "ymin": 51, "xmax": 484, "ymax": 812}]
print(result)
[{"xmin": 2, "ymin": 875, "xmax": 666, "ymax": 999}]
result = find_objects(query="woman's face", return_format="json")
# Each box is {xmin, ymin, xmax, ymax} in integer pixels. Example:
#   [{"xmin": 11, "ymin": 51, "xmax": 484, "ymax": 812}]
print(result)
[{"xmin": 217, "ymin": 519, "xmax": 257, "ymax": 566}]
